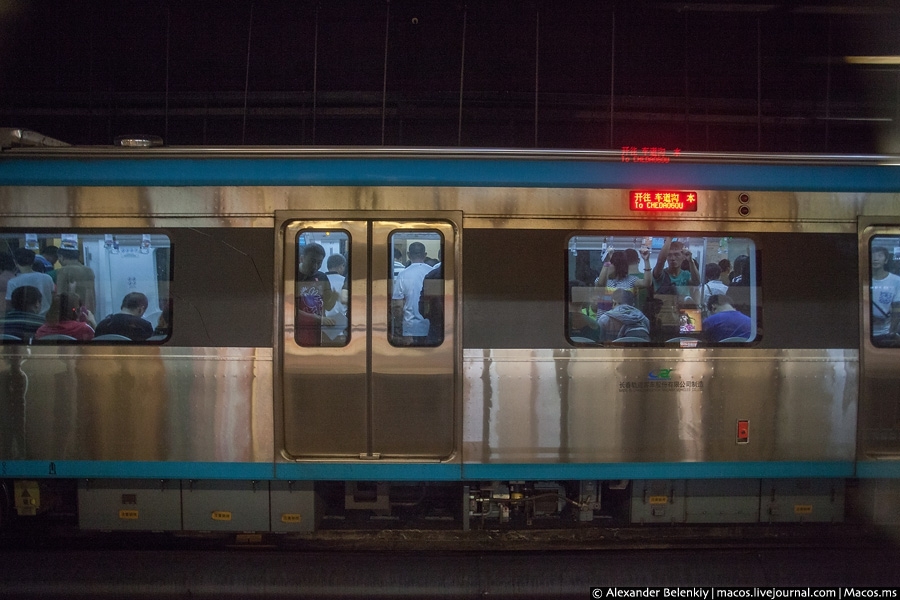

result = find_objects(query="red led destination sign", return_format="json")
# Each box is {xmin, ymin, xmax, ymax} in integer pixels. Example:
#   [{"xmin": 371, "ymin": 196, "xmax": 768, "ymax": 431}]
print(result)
[{"xmin": 629, "ymin": 191, "xmax": 698, "ymax": 212}]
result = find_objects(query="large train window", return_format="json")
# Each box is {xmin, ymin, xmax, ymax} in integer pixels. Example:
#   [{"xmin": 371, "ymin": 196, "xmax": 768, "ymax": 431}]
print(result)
[
  {"xmin": 389, "ymin": 230, "xmax": 444, "ymax": 347},
  {"xmin": 567, "ymin": 235, "xmax": 759, "ymax": 346},
  {"xmin": 869, "ymin": 236, "xmax": 900, "ymax": 347},
  {"xmin": 295, "ymin": 230, "xmax": 350, "ymax": 347},
  {"xmin": 0, "ymin": 232, "xmax": 171, "ymax": 343}
]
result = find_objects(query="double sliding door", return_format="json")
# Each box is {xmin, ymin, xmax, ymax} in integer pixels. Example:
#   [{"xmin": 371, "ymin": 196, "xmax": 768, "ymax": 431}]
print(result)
[{"xmin": 278, "ymin": 214, "xmax": 458, "ymax": 460}]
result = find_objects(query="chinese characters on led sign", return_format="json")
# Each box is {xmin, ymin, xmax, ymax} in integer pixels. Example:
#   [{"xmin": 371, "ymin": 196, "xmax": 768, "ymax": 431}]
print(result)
[
  {"xmin": 630, "ymin": 191, "xmax": 698, "ymax": 212},
  {"xmin": 621, "ymin": 147, "xmax": 681, "ymax": 163}
]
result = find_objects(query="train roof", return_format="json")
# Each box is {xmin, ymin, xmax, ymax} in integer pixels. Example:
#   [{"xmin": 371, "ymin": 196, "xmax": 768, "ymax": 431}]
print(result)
[{"xmin": 2, "ymin": 131, "xmax": 900, "ymax": 191}]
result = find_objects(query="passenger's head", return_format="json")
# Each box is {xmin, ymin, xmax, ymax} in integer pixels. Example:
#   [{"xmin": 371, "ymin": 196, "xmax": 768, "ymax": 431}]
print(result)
[
  {"xmin": 41, "ymin": 246, "xmax": 59, "ymax": 262},
  {"xmin": 732, "ymin": 255, "xmax": 750, "ymax": 283},
  {"xmin": 704, "ymin": 262, "xmax": 721, "ymax": 283},
  {"xmin": 872, "ymin": 246, "xmax": 893, "ymax": 272},
  {"xmin": 12, "ymin": 248, "xmax": 35, "ymax": 268},
  {"xmin": 121, "ymin": 292, "xmax": 149, "ymax": 315},
  {"xmin": 611, "ymin": 288, "xmax": 636, "ymax": 308},
  {"xmin": 706, "ymin": 294, "xmax": 734, "ymax": 314},
  {"xmin": 667, "ymin": 241, "xmax": 685, "ymax": 269},
  {"xmin": 718, "ymin": 258, "xmax": 731, "ymax": 275},
  {"xmin": 407, "ymin": 242, "xmax": 426, "ymax": 262},
  {"xmin": 624, "ymin": 248, "xmax": 640, "ymax": 266},
  {"xmin": 46, "ymin": 292, "xmax": 81, "ymax": 325},
  {"xmin": 0, "ymin": 253, "xmax": 15, "ymax": 273},
  {"xmin": 57, "ymin": 248, "xmax": 81, "ymax": 264},
  {"xmin": 326, "ymin": 253, "xmax": 346, "ymax": 273},
  {"xmin": 610, "ymin": 251, "xmax": 629, "ymax": 279},
  {"xmin": 10, "ymin": 286, "xmax": 42, "ymax": 313},
  {"xmin": 299, "ymin": 243, "xmax": 326, "ymax": 276}
]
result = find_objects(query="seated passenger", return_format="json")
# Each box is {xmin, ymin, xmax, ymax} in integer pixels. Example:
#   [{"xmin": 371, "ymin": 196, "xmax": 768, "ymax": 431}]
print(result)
[
  {"xmin": 702, "ymin": 294, "xmax": 751, "ymax": 342},
  {"xmin": 34, "ymin": 292, "xmax": 96, "ymax": 341},
  {"xmin": 0, "ymin": 285, "xmax": 45, "ymax": 340},
  {"xmin": 94, "ymin": 292, "xmax": 154, "ymax": 341},
  {"xmin": 597, "ymin": 289, "xmax": 650, "ymax": 342}
]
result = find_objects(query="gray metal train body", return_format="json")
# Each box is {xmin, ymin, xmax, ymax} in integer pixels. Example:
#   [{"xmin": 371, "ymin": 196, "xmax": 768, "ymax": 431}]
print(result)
[{"xmin": 0, "ymin": 140, "xmax": 898, "ymax": 534}]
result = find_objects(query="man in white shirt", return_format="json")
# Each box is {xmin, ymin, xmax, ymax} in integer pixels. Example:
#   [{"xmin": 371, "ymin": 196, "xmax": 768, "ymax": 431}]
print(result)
[{"xmin": 391, "ymin": 242, "xmax": 432, "ymax": 342}]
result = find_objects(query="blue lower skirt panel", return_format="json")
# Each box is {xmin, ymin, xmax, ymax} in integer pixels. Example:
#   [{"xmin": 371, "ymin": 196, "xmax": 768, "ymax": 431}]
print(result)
[{"xmin": 462, "ymin": 461, "xmax": 858, "ymax": 480}]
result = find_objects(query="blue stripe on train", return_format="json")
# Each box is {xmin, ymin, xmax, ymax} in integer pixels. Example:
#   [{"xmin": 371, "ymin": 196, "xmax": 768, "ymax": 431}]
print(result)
[{"xmin": 2, "ymin": 157, "xmax": 900, "ymax": 191}]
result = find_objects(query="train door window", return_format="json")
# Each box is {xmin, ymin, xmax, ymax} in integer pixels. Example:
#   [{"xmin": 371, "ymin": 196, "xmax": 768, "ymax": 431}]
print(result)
[
  {"xmin": 869, "ymin": 236, "xmax": 900, "ymax": 347},
  {"xmin": 0, "ymin": 232, "xmax": 172, "ymax": 343},
  {"xmin": 295, "ymin": 230, "xmax": 350, "ymax": 347},
  {"xmin": 566, "ymin": 235, "xmax": 760, "ymax": 346},
  {"xmin": 388, "ymin": 230, "xmax": 443, "ymax": 347}
]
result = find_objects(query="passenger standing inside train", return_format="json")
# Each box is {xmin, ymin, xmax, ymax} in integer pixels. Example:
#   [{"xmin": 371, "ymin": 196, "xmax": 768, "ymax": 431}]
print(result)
[
  {"xmin": 55, "ymin": 248, "xmax": 96, "ymax": 315},
  {"xmin": 728, "ymin": 255, "xmax": 750, "ymax": 286},
  {"xmin": 393, "ymin": 248, "xmax": 406, "ymax": 277},
  {"xmin": 701, "ymin": 263, "xmax": 728, "ymax": 307},
  {"xmin": 419, "ymin": 259, "xmax": 444, "ymax": 345},
  {"xmin": 702, "ymin": 294, "xmax": 751, "ymax": 342},
  {"xmin": 0, "ymin": 253, "xmax": 16, "ymax": 315},
  {"xmin": 391, "ymin": 241, "xmax": 432, "ymax": 342},
  {"xmin": 94, "ymin": 292, "xmax": 154, "ymax": 340},
  {"xmin": 725, "ymin": 254, "xmax": 752, "ymax": 316},
  {"xmin": 33, "ymin": 245, "xmax": 59, "ymax": 278},
  {"xmin": 870, "ymin": 246, "xmax": 900, "ymax": 344},
  {"xmin": 296, "ymin": 243, "xmax": 338, "ymax": 346},
  {"xmin": 651, "ymin": 238, "xmax": 700, "ymax": 293},
  {"xmin": 6, "ymin": 248, "xmax": 55, "ymax": 317},
  {"xmin": 323, "ymin": 253, "xmax": 348, "ymax": 343},
  {"xmin": 717, "ymin": 258, "xmax": 732, "ymax": 286},
  {"xmin": 594, "ymin": 249, "xmax": 653, "ymax": 294},
  {"xmin": 0, "ymin": 286, "xmax": 45, "ymax": 340},
  {"xmin": 34, "ymin": 292, "xmax": 96, "ymax": 341}
]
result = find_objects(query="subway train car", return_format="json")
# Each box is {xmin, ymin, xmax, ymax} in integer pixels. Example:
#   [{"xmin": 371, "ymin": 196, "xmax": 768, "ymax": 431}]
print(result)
[{"xmin": 0, "ymin": 131, "xmax": 898, "ymax": 537}]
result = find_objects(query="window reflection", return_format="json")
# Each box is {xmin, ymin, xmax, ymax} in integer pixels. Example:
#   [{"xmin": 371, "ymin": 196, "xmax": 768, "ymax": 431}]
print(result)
[
  {"xmin": 567, "ymin": 235, "xmax": 759, "ymax": 346},
  {"xmin": 295, "ymin": 231, "xmax": 350, "ymax": 348},
  {"xmin": 389, "ymin": 231, "xmax": 444, "ymax": 347}
]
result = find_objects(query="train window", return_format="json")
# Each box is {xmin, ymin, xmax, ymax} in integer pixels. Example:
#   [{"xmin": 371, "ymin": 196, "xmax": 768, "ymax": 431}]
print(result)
[
  {"xmin": 389, "ymin": 231, "xmax": 444, "ymax": 347},
  {"xmin": 567, "ymin": 235, "xmax": 759, "ymax": 346},
  {"xmin": 0, "ymin": 232, "xmax": 171, "ymax": 343},
  {"xmin": 295, "ymin": 230, "xmax": 350, "ymax": 348},
  {"xmin": 869, "ymin": 236, "xmax": 900, "ymax": 347}
]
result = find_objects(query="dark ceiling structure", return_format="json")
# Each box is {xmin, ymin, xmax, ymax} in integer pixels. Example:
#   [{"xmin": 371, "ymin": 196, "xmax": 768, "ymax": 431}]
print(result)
[{"xmin": 2, "ymin": 0, "xmax": 900, "ymax": 153}]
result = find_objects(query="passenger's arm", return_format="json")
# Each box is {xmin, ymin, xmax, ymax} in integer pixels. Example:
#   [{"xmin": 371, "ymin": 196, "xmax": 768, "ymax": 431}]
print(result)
[
  {"xmin": 652, "ymin": 238, "xmax": 670, "ymax": 280},
  {"xmin": 636, "ymin": 247, "xmax": 653, "ymax": 289},
  {"xmin": 594, "ymin": 261, "xmax": 612, "ymax": 287},
  {"xmin": 684, "ymin": 250, "xmax": 701, "ymax": 285}
]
